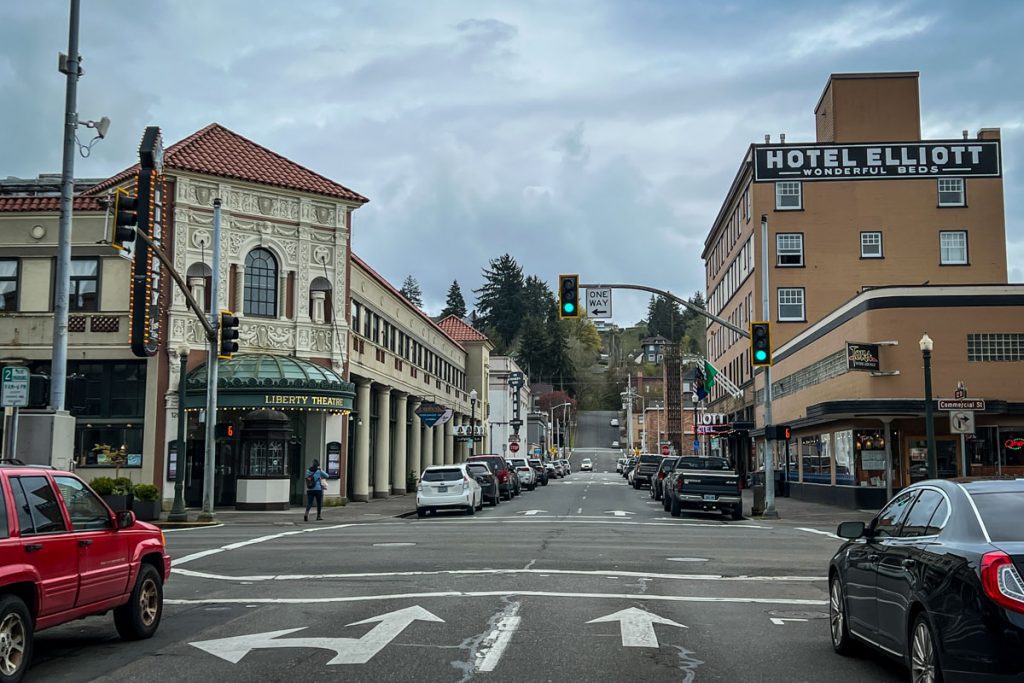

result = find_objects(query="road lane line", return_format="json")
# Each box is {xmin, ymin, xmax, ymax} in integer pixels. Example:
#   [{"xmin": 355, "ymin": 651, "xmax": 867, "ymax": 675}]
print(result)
[
  {"xmin": 475, "ymin": 603, "xmax": 521, "ymax": 672},
  {"xmin": 796, "ymin": 527, "xmax": 843, "ymax": 540},
  {"xmin": 163, "ymin": 524, "xmax": 225, "ymax": 533},
  {"xmin": 167, "ymin": 591, "xmax": 827, "ymax": 607},
  {"xmin": 172, "ymin": 524, "xmax": 354, "ymax": 567}
]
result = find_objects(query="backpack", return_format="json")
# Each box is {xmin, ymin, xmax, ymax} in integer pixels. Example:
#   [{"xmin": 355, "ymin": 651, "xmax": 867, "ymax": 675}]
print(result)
[{"xmin": 305, "ymin": 471, "xmax": 315, "ymax": 489}]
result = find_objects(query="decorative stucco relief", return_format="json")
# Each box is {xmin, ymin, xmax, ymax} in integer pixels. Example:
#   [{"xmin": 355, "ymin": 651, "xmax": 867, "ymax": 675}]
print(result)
[{"xmin": 239, "ymin": 322, "xmax": 295, "ymax": 349}]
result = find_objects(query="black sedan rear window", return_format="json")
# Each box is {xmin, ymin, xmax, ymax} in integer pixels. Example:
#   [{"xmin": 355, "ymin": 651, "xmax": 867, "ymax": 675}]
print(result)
[
  {"xmin": 422, "ymin": 469, "xmax": 464, "ymax": 482},
  {"xmin": 639, "ymin": 455, "xmax": 662, "ymax": 464},
  {"xmin": 972, "ymin": 492, "xmax": 1024, "ymax": 541},
  {"xmin": 468, "ymin": 457, "xmax": 505, "ymax": 473},
  {"xmin": 677, "ymin": 457, "xmax": 730, "ymax": 470}
]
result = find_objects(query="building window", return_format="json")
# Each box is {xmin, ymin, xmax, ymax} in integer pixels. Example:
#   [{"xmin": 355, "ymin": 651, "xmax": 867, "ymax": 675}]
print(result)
[
  {"xmin": 68, "ymin": 257, "xmax": 99, "ymax": 312},
  {"xmin": 243, "ymin": 248, "xmax": 278, "ymax": 317},
  {"xmin": 351, "ymin": 301, "xmax": 361, "ymax": 331},
  {"xmin": 860, "ymin": 232, "xmax": 883, "ymax": 258},
  {"xmin": 968, "ymin": 334, "xmax": 1024, "ymax": 362},
  {"xmin": 0, "ymin": 259, "xmax": 17, "ymax": 311},
  {"xmin": 775, "ymin": 181, "xmax": 802, "ymax": 210},
  {"xmin": 939, "ymin": 230, "xmax": 968, "ymax": 265},
  {"xmin": 775, "ymin": 233, "xmax": 804, "ymax": 267},
  {"xmin": 777, "ymin": 288, "xmax": 805, "ymax": 321},
  {"xmin": 938, "ymin": 178, "xmax": 965, "ymax": 207}
]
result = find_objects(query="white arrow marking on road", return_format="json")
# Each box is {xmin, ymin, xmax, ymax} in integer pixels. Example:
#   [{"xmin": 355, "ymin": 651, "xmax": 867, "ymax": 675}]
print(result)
[
  {"xmin": 605, "ymin": 510, "xmax": 635, "ymax": 517},
  {"xmin": 190, "ymin": 605, "xmax": 443, "ymax": 665},
  {"xmin": 770, "ymin": 617, "xmax": 809, "ymax": 626},
  {"xmin": 517, "ymin": 510, "xmax": 547, "ymax": 516},
  {"xmin": 587, "ymin": 607, "xmax": 686, "ymax": 648}
]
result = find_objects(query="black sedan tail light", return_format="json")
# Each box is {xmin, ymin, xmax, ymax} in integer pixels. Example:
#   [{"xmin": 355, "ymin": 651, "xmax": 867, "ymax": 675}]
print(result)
[{"xmin": 981, "ymin": 551, "xmax": 1024, "ymax": 614}]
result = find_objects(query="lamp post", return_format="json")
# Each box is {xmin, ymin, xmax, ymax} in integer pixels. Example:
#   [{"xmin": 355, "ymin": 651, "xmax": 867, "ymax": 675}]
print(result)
[
  {"xmin": 919, "ymin": 334, "xmax": 938, "ymax": 479},
  {"xmin": 551, "ymin": 402, "xmax": 571, "ymax": 457},
  {"xmin": 469, "ymin": 389, "xmax": 478, "ymax": 457},
  {"xmin": 168, "ymin": 343, "xmax": 190, "ymax": 521}
]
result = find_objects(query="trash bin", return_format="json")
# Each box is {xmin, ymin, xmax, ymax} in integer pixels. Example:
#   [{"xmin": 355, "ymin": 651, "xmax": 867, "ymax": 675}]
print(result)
[{"xmin": 752, "ymin": 485, "xmax": 765, "ymax": 516}]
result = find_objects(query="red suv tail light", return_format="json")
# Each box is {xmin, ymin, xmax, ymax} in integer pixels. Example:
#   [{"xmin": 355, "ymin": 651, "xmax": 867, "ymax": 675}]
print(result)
[
  {"xmin": 658, "ymin": 471, "xmax": 666, "ymax": 480},
  {"xmin": 981, "ymin": 551, "xmax": 1024, "ymax": 614},
  {"xmin": 498, "ymin": 470, "xmax": 509, "ymax": 483}
]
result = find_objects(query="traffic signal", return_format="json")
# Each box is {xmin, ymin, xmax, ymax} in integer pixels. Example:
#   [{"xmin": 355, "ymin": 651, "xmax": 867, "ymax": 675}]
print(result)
[
  {"xmin": 215, "ymin": 422, "xmax": 236, "ymax": 439},
  {"xmin": 765, "ymin": 424, "xmax": 791, "ymax": 441},
  {"xmin": 219, "ymin": 310, "xmax": 240, "ymax": 359},
  {"xmin": 558, "ymin": 274, "xmax": 579, "ymax": 319},
  {"xmin": 750, "ymin": 321, "xmax": 772, "ymax": 367},
  {"xmin": 111, "ymin": 186, "xmax": 138, "ymax": 256}
]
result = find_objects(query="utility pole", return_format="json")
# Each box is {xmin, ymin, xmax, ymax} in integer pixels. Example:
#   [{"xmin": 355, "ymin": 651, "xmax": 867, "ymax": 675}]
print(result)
[{"xmin": 760, "ymin": 214, "xmax": 778, "ymax": 518}]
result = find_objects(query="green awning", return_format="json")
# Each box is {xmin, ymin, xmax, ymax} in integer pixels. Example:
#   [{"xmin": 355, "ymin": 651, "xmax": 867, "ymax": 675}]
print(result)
[{"xmin": 184, "ymin": 353, "xmax": 355, "ymax": 413}]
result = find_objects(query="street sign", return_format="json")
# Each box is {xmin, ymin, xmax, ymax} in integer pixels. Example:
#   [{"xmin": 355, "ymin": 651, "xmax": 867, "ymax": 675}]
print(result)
[
  {"xmin": 950, "ymin": 410, "xmax": 975, "ymax": 434},
  {"xmin": 660, "ymin": 444, "xmax": 669, "ymax": 456},
  {"xmin": 586, "ymin": 288, "xmax": 612, "ymax": 319},
  {"xmin": 415, "ymin": 402, "xmax": 446, "ymax": 427},
  {"xmin": 1, "ymin": 367, "xmax": 29, "ymax": 408},
  {"xmin": 938, "ymin": 398, "xmax": 985, "ymax": 411},
  {"xmin": 508, "ymin": 434, "xmax": 520, "ymax": 443},
  {"xmin": 509, "ymin": 442, "xmax": 520, "ymax": 453}
]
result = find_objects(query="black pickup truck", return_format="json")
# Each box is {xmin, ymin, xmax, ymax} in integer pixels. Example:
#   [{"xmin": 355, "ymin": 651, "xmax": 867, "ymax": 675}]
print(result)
[
  {"xmin": 631, "ymin": 454, "xmax": 664, "ymax": 489},
  {"xmin": 662, "ymin": 456, "xmax": 743, "ymax": 520}
]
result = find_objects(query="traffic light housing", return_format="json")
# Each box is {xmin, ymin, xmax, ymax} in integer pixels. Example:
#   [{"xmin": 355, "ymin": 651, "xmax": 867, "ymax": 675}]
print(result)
[
  {"xmin": 765, "ymin": 424, "xmax": 791, "ymax": 441},
  {"xmin": 558, "ymin": 274, "xmax": 579, "ymax": 319},
  {"xmin": 219, "ymin": 310, "xmax": 240, "ymax": 359},
  {"xmin": 111, "ymin": 187, "xmax": 138, "ymax": 256},
  {"xmin": 750, "ymin": 321, "xmax": 772, "ymax": 367},
  {"xmin": 215, "ymin": 422, "xmax": 236, "ymax": 440}
]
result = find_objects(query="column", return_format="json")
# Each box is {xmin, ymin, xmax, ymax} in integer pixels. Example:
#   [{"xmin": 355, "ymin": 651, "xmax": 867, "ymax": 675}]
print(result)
[
  {"xmin": 188, "ymin": 277, "xmax": 207, "ymax": 313},
  {"xmin": 352, "ymin": 378, "xmax": 372, "ymax": 502},
  {"xmin": 444, "ymin": 418, "xmax": 455, "ymax": 465},
  {"xmin": 422, "ymin": 420, "xmax": 434, "ymax": 471},
  {"xmin": 279, "ymin": 271, "xmax": 289, "ymax": 320},
  {"xmin": 409, "ymin": 399, "xmax": 422, "ymax": 481},
  {"xmin": 311, "ymin": 290, "xmax": 326, "ymax": 324},
  {"xmin": 374, "ymin": 385, "xmax": 392, "ymax": 498},
  {"xmin": 391, "ymin": 392, "xmax": 408, "ymax": 494},
  {"xmin": 460, "ymin": 415, "xmax": 470, "ymax": 462},
  {"xmin": 433, "ymin": 422, "xmax": 444, "ymax": 466},
  {"xmin": 233, "ymin": 265, "xmax": 245, "ymax": 314}
]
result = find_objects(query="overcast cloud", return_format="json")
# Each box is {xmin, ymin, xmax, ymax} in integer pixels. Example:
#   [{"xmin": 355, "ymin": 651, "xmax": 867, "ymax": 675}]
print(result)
[{"xmin": 2, "ymin": 0, "xmax": 1021, "ymax": 324}]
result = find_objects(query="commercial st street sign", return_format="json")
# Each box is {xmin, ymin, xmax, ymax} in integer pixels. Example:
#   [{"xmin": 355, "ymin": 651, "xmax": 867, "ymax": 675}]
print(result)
[
  {"xmin": 753, "ymin": 140, "xmax": 1000, "ymax": 182},
  {"xmin": 1, "ymin": 367, "xmax": 29, "ymax": 408},
  {"xmin": 937, "ymin": 398, "xmax": 985, "ymax": 411}
]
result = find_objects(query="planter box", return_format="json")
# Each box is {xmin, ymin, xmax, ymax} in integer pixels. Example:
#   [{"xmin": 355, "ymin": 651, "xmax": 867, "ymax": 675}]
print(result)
[
  {"xmin": 132, "ymin": 499, "xmax": 161, "ymax": 522},
  {"xmin": 102, "ymin": 494, "xmax": 133, "ymax": 512}
]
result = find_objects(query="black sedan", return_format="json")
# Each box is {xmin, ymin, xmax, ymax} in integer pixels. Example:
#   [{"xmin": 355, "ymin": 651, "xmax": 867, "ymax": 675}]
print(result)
[
  {"xmin": 829, "ymin": 478, "xmax": 1024, "ymax": 681},
  {"xmin": 467, "ymin": 462, "xmax": 500, "ymax": 506},
  {"xmin": 649, "ymin": 456, "xmax": 678, "ymax": 501}
]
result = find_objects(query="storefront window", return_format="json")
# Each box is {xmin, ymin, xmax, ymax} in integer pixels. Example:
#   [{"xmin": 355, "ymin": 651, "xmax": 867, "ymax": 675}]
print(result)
[
  {"xmin": 1002, "ymin": 431, "xmax": 1024, "ymax": 469},
  {"xmin": 853, "ymin": 430, "xmax": 888, "ymax": 487},
  {"xmin": 801, "ymin": 435, "xmax": 831, "ymax": 484},
  {"xmin": 76, "ymin": 425, "xmax": 143, "ymax": 467},
  {"xmin": 242, "ymin": 439, "xmax": 286, "ymax": 477},
  {"xmin": 835, "ymin": 430, "xmax": 854, "ymax": 485}
]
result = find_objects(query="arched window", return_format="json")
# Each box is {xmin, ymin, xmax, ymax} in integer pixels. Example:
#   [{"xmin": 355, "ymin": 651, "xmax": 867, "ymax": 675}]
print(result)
[
  {"xmin": 309, "ymin": 276, "xmax": 332, "ymax": 324},
  {"xmin": 244, "ymin": 248, "xmax": 278, "ymax": 317},
  {"xmin": 186, "ymin": 262, "xmax": 212, "ymax": 312}
]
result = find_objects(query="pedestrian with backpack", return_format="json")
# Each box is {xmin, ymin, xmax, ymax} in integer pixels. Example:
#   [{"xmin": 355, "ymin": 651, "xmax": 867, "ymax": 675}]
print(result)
[{"xmin": 304, "ymin": 459, "xmax": 329, "ymax": 522}]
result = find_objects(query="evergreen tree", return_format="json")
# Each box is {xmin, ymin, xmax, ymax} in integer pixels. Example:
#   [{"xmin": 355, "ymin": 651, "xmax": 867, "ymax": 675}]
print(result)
[
  {"xmin": 646, "ymin": 295, "xmax": 685, "ymax": 340},
  {"xmin": 544, "ymin": 318, "xmax": 575, "ymax": 392},
  {"xmin": 399, "ymin": 275, "xmax": 423, "ymax": 308},
  {"xmin": 515, "ymin": 315, "xmax": 549, "ymax": 381},
  {"xmin": 474, "ymin": 253, "xmax": 525, "ymax": 351},
  {"xmin": 440, "ymin": 280, "xmax": 467, "ymax": 319},
  {"xmin": 523, "ymin": 275, "xmax": 557, "ymax": 321}
]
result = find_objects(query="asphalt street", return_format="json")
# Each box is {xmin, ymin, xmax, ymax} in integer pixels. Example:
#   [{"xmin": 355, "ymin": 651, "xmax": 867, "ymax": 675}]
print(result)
[{"xmin": 27, "ymin": 447, "xmax": 905, "ymax": 682}]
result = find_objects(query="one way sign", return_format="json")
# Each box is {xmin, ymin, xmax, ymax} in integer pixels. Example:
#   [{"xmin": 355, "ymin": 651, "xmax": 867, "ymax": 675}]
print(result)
[{"xmin": 587, "ymin": 288, "xmax": 612, "ymax": 319}]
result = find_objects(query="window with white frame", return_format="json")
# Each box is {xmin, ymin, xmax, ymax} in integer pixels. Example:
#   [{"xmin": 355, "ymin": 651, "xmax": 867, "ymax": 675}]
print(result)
[
  {"xmin": 940, "ymin": 230, "xmax": 968, "ymax": 265},
  {"xmin": 776, "ymin": 233, "xmax": 804, "ymax": 266},
  {"xmin": 777, "ymin": 288, "xmax": 805, "ymax": 321},
  {"xmin": 860, "ymin": 231, "xmax": 883, "ymax": 258},
  {"xmin": 775, "ymin": 181, "xmax": 802, "ymax": 210},
  {"xmin": 938, "ymin": 178, "xmax": 965, "ymax": 207}
]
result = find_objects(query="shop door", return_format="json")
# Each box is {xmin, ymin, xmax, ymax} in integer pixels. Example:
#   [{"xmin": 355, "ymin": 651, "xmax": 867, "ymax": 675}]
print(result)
[
  {"xmin": 185, "ymin": 439, "xmax": 204, "ymax": 507},
  {"xmin": 289, "ymin": 440, "xmax": 304, "ymax": 506},
  {"xmin": 216, "ymin": 441, "xmax": 238, "ymax": 506}
]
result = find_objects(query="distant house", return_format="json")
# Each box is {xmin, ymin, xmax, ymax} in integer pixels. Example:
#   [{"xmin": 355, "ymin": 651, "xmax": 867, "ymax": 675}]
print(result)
[{"xmin": 641, "ymin": 335, "xmax": 670, "ymax": 364}]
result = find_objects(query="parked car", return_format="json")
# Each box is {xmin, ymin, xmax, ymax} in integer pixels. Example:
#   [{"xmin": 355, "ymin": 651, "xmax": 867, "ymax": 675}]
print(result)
[
  {"xmin": 662, "ymin": 456, "xmax": 742, "ymax": 520},
  {"xmin": 0, "ymin": 461, "xmax": 172, "ymax": 683},
  {"xmin": 467, "ymin": 455, "xmax": 517, "ymax": 500},
  {"xmin": 550, "ymin": 461, "xmax": 565, "ymax": 478},
  {"xmin": 416, "ymin": 464, "xmax": 482, "ymax": 517},
  {"xmin": 829, "ymin": 478, "xmax": 1024, "ymax": 680},
  {"xmin": 508, "ymin": 457, "xmax": 537, "ymax": 491},
  {"xmin": 544, "ymin": 462, "xmax": 559, "ymax": 479},
  {"xmin": 611, "ymin": 441, "xmax": 620, "ymax": 448},
  {"xmin": 649, "ymin": 456, "xmax": 678, "ymax": 501},
  {"xmin": 616, "ymin": 458, "xmax": 628, "ymax": 473},
  {"xmin": 560, "ymin": 459, "xmax": 571, "ymax": 475},
  {"xmin": 580, "ymin": 458, "xmax": 593, "ymax": 471},
  {"xmin": 622, "ymin": 456, "xmax": 638, "ymax": 479},
  {"xmin": 467, "ymin": 462, "xmax": 500, "ymax": 506},
  {"xmin": 632, "ymin": 454, "xmax": 664, "ymax": 490},
  {"xmin": 610, "ymin": 418, "xmax": 619, "ymax": 427},
  {"xmin": 529, "ymin": 459, "xmax": 549, "ymax": 486}
]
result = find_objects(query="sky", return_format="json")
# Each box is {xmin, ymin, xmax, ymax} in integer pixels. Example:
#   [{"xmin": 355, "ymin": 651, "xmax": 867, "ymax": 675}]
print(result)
[{"xmin": 2, "ymin": 0, "xmax": 1022, "ymax": 325}]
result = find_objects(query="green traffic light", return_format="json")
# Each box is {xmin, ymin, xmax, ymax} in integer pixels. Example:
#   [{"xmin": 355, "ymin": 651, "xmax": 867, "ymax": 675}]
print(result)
[
  {"xmin": 563, "ymin": 302, "xmax": 575, "ymax": 314},
  {"xmin": 754, "ymin": 350, "xmax": 768, "ymax": 362}
]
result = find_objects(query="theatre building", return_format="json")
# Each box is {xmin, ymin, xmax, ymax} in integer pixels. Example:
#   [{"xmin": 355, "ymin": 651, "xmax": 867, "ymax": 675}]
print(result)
[{"xmin": 701, "ymin": 72, "xmax": 1023, "ymax": 507}]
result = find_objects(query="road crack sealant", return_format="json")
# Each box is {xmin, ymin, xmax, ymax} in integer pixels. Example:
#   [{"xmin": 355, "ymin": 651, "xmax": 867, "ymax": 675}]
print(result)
[{"xmin": 453, "ymin": 598, "xmax": 521, "ymax": 681}]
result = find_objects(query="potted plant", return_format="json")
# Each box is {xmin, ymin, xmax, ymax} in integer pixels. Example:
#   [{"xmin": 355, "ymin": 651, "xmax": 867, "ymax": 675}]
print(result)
[
  {"xmin": 407, "ymin": 470, "xmax": 418, "ymax": 493},
  {"xmin": 132, "ymin": 484, "xmax": 161, "ymax": 521},
  {"xmin": 90, "ymin": 475, "xmax": 132, "ymax": 511}
]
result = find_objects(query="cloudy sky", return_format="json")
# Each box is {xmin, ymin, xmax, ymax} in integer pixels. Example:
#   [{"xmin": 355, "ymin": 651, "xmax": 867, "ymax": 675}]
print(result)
[{"xmin": 3, "ymin": 0, "xmax": 1022, "ymax": 324}]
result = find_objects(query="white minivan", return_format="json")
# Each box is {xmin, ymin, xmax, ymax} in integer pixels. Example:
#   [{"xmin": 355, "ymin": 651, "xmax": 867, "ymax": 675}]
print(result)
[{"xmin": 417, "ymin": 464, "xmax": 482, "ymax": 517}]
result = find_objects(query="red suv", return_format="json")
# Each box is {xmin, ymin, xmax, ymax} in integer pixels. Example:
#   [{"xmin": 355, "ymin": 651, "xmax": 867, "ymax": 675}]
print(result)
[{"xmin": 0, "ymin": 461, "xmax": 171, "ymax": 682}]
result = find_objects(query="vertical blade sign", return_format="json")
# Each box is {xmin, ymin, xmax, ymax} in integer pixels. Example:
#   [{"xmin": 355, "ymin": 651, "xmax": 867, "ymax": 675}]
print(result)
[{"xmin": 130, "ymin": 126, "xmax": 165, "ymax": 358}]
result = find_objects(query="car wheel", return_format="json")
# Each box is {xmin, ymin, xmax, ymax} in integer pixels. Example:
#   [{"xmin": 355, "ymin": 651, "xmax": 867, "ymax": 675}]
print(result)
[
  {"xmin": 829, "ymin": 575, "xmax": 855, "ymax": 656},
  {"xmin": 670, "ymin": 496, "xmax": 681, "ymax": 517},
  {"xmin": 417, "ymin": 507, "xmax": 427, "ymax": 517},
  {"xmin": 541, "ymin": 479, "xmax": 548, "ymax": 486},
  {"xmin": 466, "ymin": 503, "xmax": 475, "ymax": 516},
  {"xmin": 114, "ymin": 563, "xmax": 163, "ymax": 640},
  {"xmin": 476, "ymin": 496, "xmax": 483, "ymax": 511},
  {"xmin": 663, "ymin": 495, "xmax": 670, "ymax": 511},
  {"xmin": 0, "ymin": 594, "xmax": 32, "ymax": 683},
  {"xmin": 730, "ymin": 505, "xmax": 743, "ymax": 521},
  {"xmin": 910, "ymin": 612, "xmax": 943, "ymax": 682},
  {"xmin": 490, "ymin": 494, "xmax": 499, "ymax": 507}
]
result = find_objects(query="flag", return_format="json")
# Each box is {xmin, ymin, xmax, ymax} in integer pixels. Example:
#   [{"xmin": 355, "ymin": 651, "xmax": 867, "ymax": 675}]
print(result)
[{"xmin": 703, "ymin": 361, "xmax": 718, "ymax": 389}]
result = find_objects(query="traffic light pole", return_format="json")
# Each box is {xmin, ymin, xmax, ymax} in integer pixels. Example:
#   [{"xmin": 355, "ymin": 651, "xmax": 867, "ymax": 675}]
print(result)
[
  {"xmin": 577, "ymin": 283, "xmax": 749, "ymax": 339},
  {"xmin": 198, "ymin": 198, "xmax": 223, "ymax": 522},
  {"xmin": 130, "ymin": 229, "xmax": 214, "ymax": 339},
  {"xmin": 760, "ymin": 214, "xmax": 778, "ymax": 518}
]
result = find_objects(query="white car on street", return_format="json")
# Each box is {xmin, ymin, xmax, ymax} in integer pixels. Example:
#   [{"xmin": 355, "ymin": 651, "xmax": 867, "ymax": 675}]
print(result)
[
  {"xmin": 417, "ymin": 464, "xmax": 482, "ymax": 517},
  {"xmin": 580, "ymin": 458, "xmax": 593, "ymax": 471},
  {"xmin": 508, "ymin": 457, "xmax": 537, "ymax": 491}
]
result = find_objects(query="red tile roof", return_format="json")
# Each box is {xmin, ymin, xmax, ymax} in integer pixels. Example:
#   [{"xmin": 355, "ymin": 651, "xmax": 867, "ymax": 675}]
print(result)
[
  {"xmin": 351, "ymin": 254, "xmax": 465, "ymax": 352},
  {"xmin": 0, "ymin": 195, "xmax": 103, "ymax": 213},
  {"xmin": 437, "ymin": 315, "xmax": 491, "ymax": 344},
  {"xmin": 85, "ymin": 123, "xmax": 368, "ymax": 203}
]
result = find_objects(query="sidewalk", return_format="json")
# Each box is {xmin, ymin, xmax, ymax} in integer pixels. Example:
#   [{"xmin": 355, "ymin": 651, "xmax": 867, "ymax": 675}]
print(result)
[
  {"xmin": 155, "ymin": 494, "xmax": 417, "ymax": 528},
  {"xmin": 742, "ymin": 489, "xmax": 878, "ymax": 529}
]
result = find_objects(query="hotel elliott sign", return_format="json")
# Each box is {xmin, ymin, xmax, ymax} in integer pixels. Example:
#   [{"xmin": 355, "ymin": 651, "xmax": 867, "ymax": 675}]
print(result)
[{"xmin": 753, "ymin": 141, "xmax": 1001, "ymax": 182}]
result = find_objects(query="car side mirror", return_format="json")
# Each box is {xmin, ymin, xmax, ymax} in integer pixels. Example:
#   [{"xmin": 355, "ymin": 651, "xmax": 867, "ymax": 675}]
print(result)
[
  {"xmin": 116, "ymin": 510, "xmax": 137, "ymax": 530},
  {"xmin": 836, "ymin": 521, "xmax": 866, "ymax": 539}
]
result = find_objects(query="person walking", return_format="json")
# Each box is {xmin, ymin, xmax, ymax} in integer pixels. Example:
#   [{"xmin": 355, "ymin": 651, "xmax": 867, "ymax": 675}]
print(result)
[{"xmin": 304, "ymin": 459, "xmax": 329, "ymax": 522}]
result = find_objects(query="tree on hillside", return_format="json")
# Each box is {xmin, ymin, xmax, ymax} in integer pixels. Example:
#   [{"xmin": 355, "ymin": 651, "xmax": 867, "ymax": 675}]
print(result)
[
  {"xmin": 399, "ymin": 275, "xmax": 423, "ymax": 308},
  {"xmin": 440, "ymin": 280, "xmax": 467, "ymax": 319},
  {"xmin": 646, "ymin": 295, "xmax": 686, "ymax": 341},
  {"xmin": 522, "ymin": 275, "xmax": 557, "ymax": 321},
  {"xmin": 544, "ymin": 319, "xmax": 575, "ymax": 393},
  {"xmin": 515, "ymin": 315, "xmax": 549, "ymax": 380},
  {"xmin": 474, "ymin": 254, "xmax": 525, "ymax": 351},
  {"xmin": 537, "ymin": 390, "xmax": 576, "ymax": 415}
]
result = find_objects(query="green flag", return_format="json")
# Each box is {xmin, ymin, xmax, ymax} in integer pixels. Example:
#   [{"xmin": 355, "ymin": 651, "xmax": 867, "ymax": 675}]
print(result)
[{"xmin": 703, "ymin": 360, "xmax": 717, "ymax": 389}]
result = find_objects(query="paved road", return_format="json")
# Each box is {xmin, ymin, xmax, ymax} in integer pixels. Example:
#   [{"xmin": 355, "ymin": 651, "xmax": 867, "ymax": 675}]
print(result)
[
  {"xmin": 29, "ymin": 453, "xmax": 904, "ymax": 682},
  {"xmin": 575, "ymin": 410, "xmax": 620, "ymax": 449}
]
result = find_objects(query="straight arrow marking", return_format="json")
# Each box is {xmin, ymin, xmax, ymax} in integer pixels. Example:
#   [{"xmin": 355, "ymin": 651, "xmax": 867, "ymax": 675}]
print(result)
[
  {"xmin": 605, "ymin": 510, "xmax": 635, "ymax": 517},
  {"xmin": 517, "ymin": 510, "xmax": 547, "ymax": 516},
  {"xmin": 587, "ymin": 607, "xmax": 686, "ymax": 648},
  {"xmin": 770, "ymin": 617, "xmax": 809, "ymax": 625}
]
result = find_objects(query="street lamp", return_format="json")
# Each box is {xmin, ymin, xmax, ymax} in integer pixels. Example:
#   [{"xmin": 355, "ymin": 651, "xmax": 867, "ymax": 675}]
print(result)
[
  {"xmin": 550, "ymin": 402, "xmax": 571, "ymax": 457},
  {"xmin": 919, "ymin": 334, "xmax": 937, "ymax": 479},
  {"xmin": 469, "ymin": 389, "xmax": 478, "ymax": 457},
  {"xmin": 168, "ymin": 343, "xmax": 190, "ymax": 521}
]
